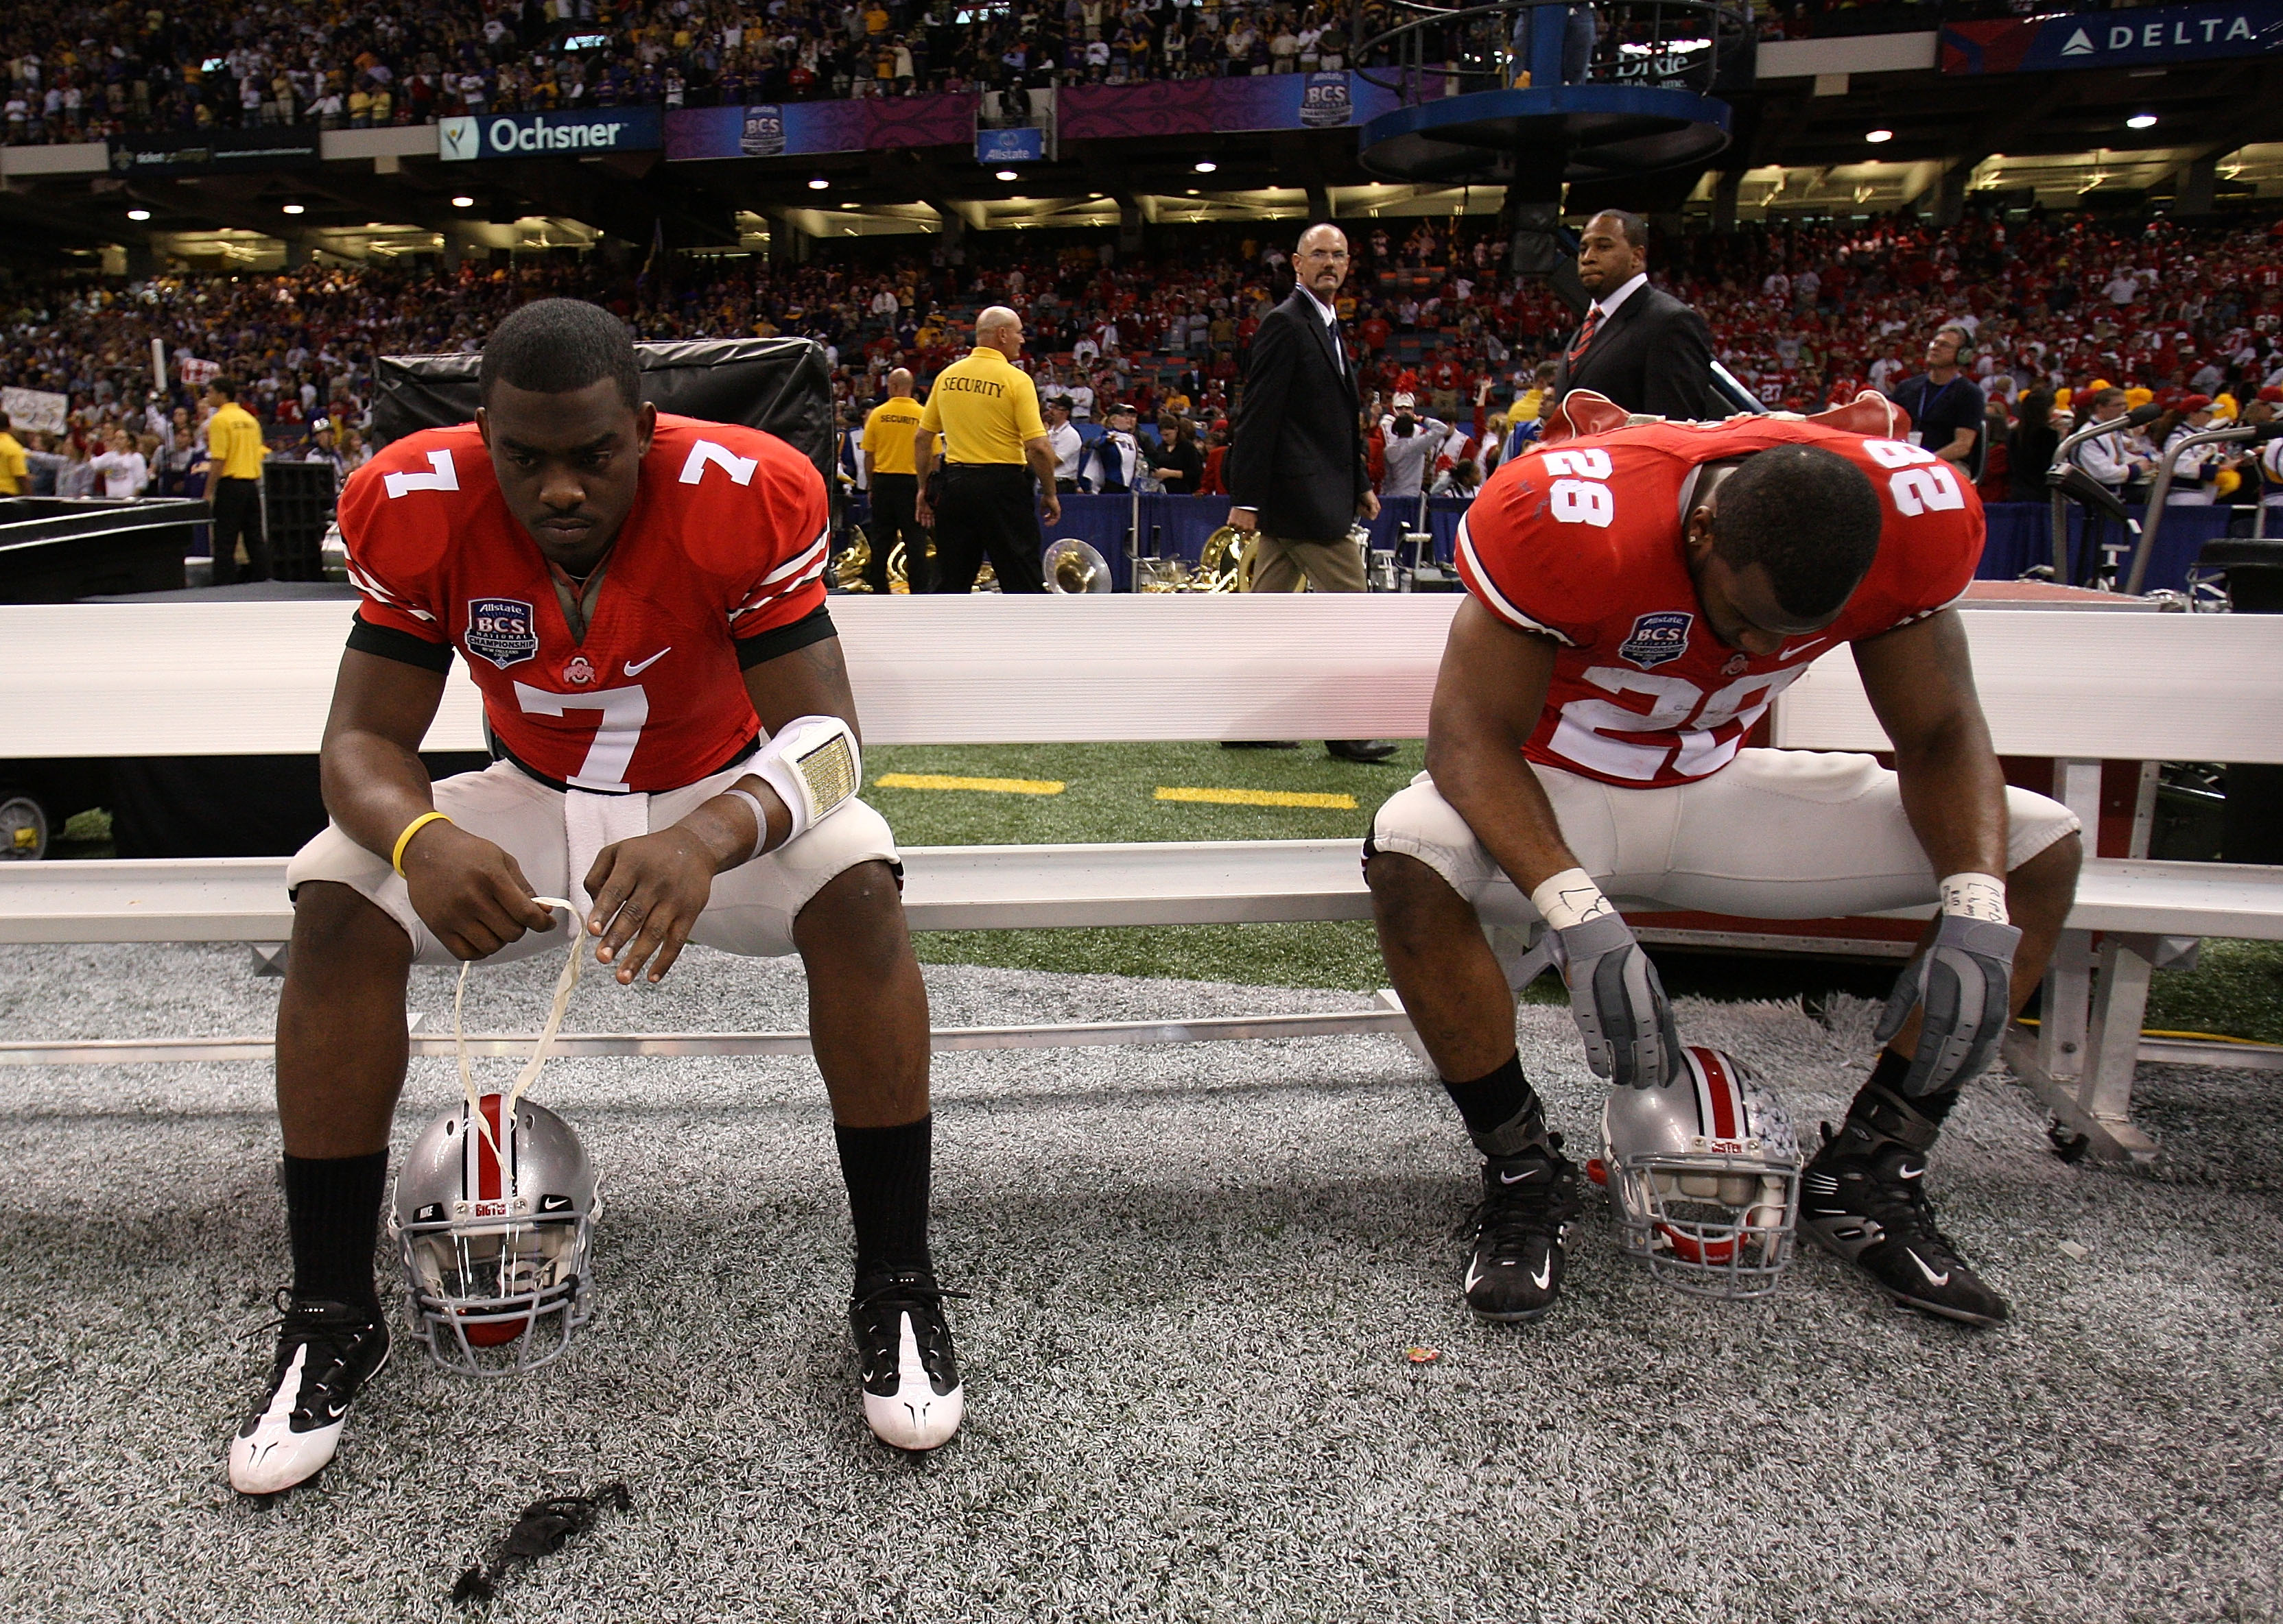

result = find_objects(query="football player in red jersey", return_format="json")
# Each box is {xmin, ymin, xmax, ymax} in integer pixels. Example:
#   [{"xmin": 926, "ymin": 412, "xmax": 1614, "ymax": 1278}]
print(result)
[
  {"xmin": 1367, "ymin": 392, "xmax": 2083, "ymax": 1330},
  {"xmin": 229, "ymin": 302, "xmax": 961, "ymax": 1496}
]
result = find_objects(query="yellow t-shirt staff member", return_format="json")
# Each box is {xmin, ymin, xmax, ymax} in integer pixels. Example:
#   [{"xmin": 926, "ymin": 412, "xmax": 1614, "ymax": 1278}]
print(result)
[
  {"xmin": 857, "ymin": 368, "xmax": 927, "ymax": 593},
  {"xmin": 0, "ymin": 411, "xmax": 28, "ymax": 497},
  {"xmin": 912, "ymin": 307, "xmax": 1061, "ymax": 595},
  {"xmin": 202, "ymin": 379, "xmax": 272, "ymax": 586}
]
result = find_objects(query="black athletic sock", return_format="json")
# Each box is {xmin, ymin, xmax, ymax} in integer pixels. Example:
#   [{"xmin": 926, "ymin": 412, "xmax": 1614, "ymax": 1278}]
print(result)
[
  {"xmin": 1858, "ymin": 1047, "xmax": 1963, "ymax": 1128},
  {"xmin": 834, "ymin": 1115, "xmax": 934, "ymax": 1280},
  {"xmin": 281, "ymin": 1151, "xmax": 388, "ymax": 1313},
  {"xmin": 1441, "ymin": 1053, "xmax": 1548, "ymax": 1158}
]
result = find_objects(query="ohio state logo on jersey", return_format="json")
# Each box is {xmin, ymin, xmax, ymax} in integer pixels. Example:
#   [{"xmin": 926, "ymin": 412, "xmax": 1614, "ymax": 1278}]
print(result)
[{"xmin": 465, "ymin": 598, "xmax": 538, "ymax": 670}]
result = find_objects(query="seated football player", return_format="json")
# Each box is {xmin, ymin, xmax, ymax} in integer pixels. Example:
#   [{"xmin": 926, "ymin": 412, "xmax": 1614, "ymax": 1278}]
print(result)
[
  {"xmin": 1367, "ymin": 395, "xmax": 2083, "ymax": 1330},
  {"xmin": 229, "ymin": 300, "xmax": 962, "ymax": 1496}
]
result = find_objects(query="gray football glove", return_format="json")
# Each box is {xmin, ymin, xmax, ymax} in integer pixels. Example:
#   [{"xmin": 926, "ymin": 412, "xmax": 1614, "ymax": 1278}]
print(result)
[
  {"xmin": 1551, "ymin": 912, "xmax": 1681, "ymax": 1090},
  {"xmin": 1874, "ymin": 913, "xmax": 2023, "ymax": 1097}
]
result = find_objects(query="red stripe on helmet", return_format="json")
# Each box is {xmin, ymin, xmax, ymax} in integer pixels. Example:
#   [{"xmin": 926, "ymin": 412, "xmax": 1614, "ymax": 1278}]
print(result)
[
  {"xmin": 476, "ymin": 1092, "xmax": 505, "ymax": 1203},
  {"xmin": 1693, "ymin": 1048, "xmax": 1740, "ymax": 1142}
]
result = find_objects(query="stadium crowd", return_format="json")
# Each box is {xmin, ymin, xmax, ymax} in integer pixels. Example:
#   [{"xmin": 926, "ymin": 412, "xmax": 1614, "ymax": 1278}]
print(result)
[
  {"xmin": 8, "ymin": 207, "xmax": 2283, "ymax": 507},
  {"xmin": 10, "ymin": 0, "xmax": 2158, "ymax": 145}
]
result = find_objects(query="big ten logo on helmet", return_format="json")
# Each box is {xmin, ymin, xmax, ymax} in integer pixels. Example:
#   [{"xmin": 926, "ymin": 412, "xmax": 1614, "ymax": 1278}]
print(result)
[
  {"xmin": 465, "ymin": 598, "xmax": 539, "ymax": 670},
  {"xmin": 1299, "ymin": 73, "xmax": 1353, "ymax": 128},
  {"xmin": 1619, "ymin": 610, "xmax": 1693, "ymax": 669},
  {"xmin": 741, "ymin": 105, "xmax": 786, "ymax": 156}
]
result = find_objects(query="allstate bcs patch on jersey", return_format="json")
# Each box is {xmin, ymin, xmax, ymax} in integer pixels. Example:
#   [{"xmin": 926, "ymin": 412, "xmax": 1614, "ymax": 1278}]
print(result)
[
  {"xmin": 1619, "ymin": 610, "xmax": 1692, "ymax": 669},
  {"xmin": 465, "ymin": 597, "xmax": 539, "ymax": 670}
]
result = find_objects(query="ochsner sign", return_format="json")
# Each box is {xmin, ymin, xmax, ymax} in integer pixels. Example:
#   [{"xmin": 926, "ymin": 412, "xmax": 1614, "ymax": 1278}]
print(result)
[{"xmin": 439, "ymin": 107, "xmax": 663, "ymax": 161}]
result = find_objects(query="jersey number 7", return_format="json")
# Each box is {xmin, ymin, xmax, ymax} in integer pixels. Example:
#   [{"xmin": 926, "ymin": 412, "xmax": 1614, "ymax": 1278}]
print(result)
[{"xmin": 513, "ymin": 682, "xmax": 650, "ymax": 793}]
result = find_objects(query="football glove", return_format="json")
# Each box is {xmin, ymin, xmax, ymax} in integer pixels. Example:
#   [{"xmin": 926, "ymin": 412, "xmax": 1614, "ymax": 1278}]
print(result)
[
  {"xmin": 1550, "ymin": 911, "xmax": 1681, "ymax": 1090},
  {"xmin": 1874, "ymin": 911, "xmax": 2022, "ymax": 1097}
]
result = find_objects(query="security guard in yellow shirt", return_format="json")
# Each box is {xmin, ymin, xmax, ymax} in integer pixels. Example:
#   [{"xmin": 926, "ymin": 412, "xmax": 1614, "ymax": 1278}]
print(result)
[
  {"xmin": 860, "ymin": 368, "xmax": 927, "ymax": 593},
  {"xmin": 912, "ymin": 307, "xmax": 1061, "ymax": 594},
  {"xmin": 202, "ymin": 379, "xmax": 270, "ymax": 584},
  {"xmin": 0, "ymin": 411, "xmax": 27, "ymax": 497}
]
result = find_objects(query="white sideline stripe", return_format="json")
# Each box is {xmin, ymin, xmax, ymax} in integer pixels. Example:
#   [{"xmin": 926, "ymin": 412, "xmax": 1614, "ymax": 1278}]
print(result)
[{"xmin": 0, "ymin": 1008, "xmax": 1420, "ymax": 1066}]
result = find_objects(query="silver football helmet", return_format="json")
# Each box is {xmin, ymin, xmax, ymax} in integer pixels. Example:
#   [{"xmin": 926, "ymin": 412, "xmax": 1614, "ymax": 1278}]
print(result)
[
  {"xmin": 388, "ymin": 1093, "xmax": 602, "ymax": 1375},
  {"xmin": 1591, "ymin": 1046, "xmax": 1801, "ymax": 1299}
]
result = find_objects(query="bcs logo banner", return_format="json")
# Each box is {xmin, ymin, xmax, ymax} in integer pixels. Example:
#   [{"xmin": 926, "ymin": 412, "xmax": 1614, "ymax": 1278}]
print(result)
[
  {"xmin": 465, "ymin": 598, "xmax": 539, "ymax": 669},
  {"xmin": 1619, "ymin": 610, "xmax": 1693, "ymax": 669}
]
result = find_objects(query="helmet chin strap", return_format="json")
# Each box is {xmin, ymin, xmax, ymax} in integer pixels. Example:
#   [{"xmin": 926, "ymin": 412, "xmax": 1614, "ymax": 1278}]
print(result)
[{"xmin": 455, "ymin": 898, "xmax": 587, "ymax": 1166}]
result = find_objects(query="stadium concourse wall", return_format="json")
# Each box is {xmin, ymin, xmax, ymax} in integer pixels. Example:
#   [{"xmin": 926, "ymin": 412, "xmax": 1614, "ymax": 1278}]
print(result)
[{"xmin": 888, "ymin": 493, "xmax": 2230, "ymax": 595}]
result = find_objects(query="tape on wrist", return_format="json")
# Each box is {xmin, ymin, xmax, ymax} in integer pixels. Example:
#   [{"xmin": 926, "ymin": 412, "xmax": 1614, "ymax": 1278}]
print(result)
[
  {"xmin": 1530, "ymin": 868, "xmax": 1613, "ymax": 932},
  {"xmin": 753, "ymin": 715, "xmax": 861, "ymax": 846},
  {"xmin": 1939, "ymin": 872, "xmax": 2009, "ymax": 926},
  {"xmin": 722, "ymin": 787, "xmax": 771, "ymax": 865},
  {"xmin": 390, "ymin": 811, "xmax": 452, "ymax": 876}
]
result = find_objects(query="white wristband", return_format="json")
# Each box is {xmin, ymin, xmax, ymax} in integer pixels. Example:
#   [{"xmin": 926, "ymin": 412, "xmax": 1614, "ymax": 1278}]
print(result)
[
  {"xmin": 1939, "ymin": 872, "xmax": 2009, "ymax": 925},
  {"xmin": 722, "ymin": 787, "xmax": 771, "ymax": 865},
  {"xmin": 1530, "ymin": 868, "xmax": 1613, "ymax": 931}
]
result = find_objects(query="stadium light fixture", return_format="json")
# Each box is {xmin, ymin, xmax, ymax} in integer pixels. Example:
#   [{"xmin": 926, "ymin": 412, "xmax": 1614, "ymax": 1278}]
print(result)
[
  {"xmin": 1865, "ymin": 128, "xmax": 1893, "ymax": 144},
  {"xmin": 996, "ymin": 169, "xmax": 1019, "ymax": 181},
  {"xmin": 2127, "ymin": 112, "xmax": 2158, "ymax": 130},
  {"xmin": 126, "ymin": 208, "xmax": 151, "ymax": 222},
  {"xmin": 1194, "ymin": 160, "xmax": 1216, "ymax": 174},
  {"xmin": 808, "ymin": 176, "xmax": 830, "ymax": 190},
  {"xmin": 281, "ymin": 203, "xmax": 305, "ymax": 215},
  {"xmin": 451, "ymin": 195, "xmax": 475, "ymax": 208},
  {"xmin": 840, "ymin": 202, "xmax": 860, "ymax": 209}
]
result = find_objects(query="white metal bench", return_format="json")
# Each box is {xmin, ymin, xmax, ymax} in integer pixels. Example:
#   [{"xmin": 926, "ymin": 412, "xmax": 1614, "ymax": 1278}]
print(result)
[{"xmin": 2, "ymin": 593, "xmax": 2279, "ymax": 1163}]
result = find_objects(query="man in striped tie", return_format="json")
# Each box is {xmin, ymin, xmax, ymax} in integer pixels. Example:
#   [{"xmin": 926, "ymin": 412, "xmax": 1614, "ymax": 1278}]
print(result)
[{"xmin": 1549, "ymin": 210, "xmax": 1718, "ymax": 422}]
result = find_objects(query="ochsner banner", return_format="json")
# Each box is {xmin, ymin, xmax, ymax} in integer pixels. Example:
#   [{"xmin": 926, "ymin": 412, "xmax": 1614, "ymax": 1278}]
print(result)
[{"xmin": 438, "ymin": 106, "xmax": 664, "ymax": 161}]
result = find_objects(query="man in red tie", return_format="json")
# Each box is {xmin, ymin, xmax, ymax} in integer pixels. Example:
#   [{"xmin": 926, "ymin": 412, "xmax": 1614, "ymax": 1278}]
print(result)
[{"xmin": 1550, "ymin": 211, "xmax": 1718, "ymax": 421}]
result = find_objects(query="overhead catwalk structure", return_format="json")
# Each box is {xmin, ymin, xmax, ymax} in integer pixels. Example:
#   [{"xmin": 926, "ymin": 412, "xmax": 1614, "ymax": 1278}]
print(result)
[{"xmin": 1354, "ymin": 0, "xmax": 1753, "ymax": 200}]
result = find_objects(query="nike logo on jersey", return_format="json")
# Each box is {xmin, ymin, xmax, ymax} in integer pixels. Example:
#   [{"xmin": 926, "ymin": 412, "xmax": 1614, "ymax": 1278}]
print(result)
[
  {"xmin": 1777, "ymin": 637, "xmax": 1832, "ymax": 662},
  {"xmin": 624, "ymin": 647, "xmax": 672, "ymax": 676},
  {"xmin": 1904, "ymin": 1247, "xmax": 1950, "ymax": 1287}
]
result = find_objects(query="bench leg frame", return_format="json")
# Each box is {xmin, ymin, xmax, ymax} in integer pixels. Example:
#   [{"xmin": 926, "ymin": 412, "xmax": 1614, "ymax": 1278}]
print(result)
[{"xmin": 2005, "ymin": 927, "xmax": 2162, "ymax": 1166}]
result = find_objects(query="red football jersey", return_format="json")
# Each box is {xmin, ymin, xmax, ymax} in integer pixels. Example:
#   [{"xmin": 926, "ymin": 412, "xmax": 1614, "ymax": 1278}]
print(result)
[
  {"xmin": 1454, "ymin": 407, "xmax": 1983, "ymax": 788},
  {"xmin": 341, "ymin": 414, "xmax": 829, "ymax": 793}
]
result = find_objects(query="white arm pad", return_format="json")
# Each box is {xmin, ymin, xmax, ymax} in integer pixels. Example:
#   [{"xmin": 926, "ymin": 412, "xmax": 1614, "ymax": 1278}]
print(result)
[{"xmin": 752, "ymin": 715, "xmax": 862, "ymax": 848}]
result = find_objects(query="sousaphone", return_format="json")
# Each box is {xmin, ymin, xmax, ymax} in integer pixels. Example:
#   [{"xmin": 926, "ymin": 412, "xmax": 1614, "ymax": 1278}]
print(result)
[{"xmin": 1044, "ymin": 537, "xmax": 1113, "ymax": 594}]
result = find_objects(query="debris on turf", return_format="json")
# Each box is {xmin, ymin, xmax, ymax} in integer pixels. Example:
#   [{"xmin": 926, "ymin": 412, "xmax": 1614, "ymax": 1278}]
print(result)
[
  {"xmin": 451, "ymin": 1481, "xmax": 632, "ymax": 1605},
  {"xmin": 1405, "ymin": 1346, "xmax": 1441, "ymax": 1365},
  {"xmin": 2056, "ymin": 1239, "xmax": 2090, "ymax": 1261}
]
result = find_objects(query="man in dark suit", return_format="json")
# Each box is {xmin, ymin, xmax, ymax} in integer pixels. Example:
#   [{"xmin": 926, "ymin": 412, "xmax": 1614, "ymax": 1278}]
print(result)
[
  {"xmin": 1225, "ymin": 222, "xmax": 1394, "ymax": 764},
  {"xmin": 1552, "ymin": 210, "xmax": 1717, "ymax": 421}
]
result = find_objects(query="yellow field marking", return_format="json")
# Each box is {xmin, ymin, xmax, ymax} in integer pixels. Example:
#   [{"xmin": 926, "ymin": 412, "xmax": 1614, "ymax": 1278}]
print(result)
[
  {"xmin": 1155, "ymin": 786, "xmax": 1358, "ymax": 811},
  {"xmin": 873, "ymin": 773, "xmax": 1066, "ymax": 796}
]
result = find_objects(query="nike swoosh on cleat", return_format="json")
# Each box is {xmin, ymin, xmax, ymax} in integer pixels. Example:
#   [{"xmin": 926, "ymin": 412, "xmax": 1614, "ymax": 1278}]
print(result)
[
  {"xmin": 624, "ymin": 646, "xmax": 672, "ymax": 676},
  {"xmin": 1530, "ymin": 1255, "xmax": 1553, "ymax": 1291},
  {"xmin": 1498, "ymin": 1169, "xmax": 1538, "ymax": 1185},
  {"xmin": 323, "ymin": 1401, "xmax": 347, "ymax": 1421},
  {"xmin": 1463, "ymin": 1259, "xmax": 1486, "ymax": 1293},
  {"xmin": 1898, "ymin": 1162, "xmax": 1926, "ymax": 1180},
  {"xmin": 1904, "ymin": 1247, "xmax": 1950, "ymax": 1287}
]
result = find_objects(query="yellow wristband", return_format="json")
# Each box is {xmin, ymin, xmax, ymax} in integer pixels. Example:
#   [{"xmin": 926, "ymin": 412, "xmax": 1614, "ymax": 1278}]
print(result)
[{"xmin": 390, "ymin": 811, "xmax": 451, "ymax": 876}]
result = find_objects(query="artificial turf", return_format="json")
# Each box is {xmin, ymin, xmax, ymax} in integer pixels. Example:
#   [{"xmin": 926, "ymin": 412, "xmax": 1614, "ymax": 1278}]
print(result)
[{"xmin": 867, "ymin": 740, "xmax": 2283, "ymax": 1043}]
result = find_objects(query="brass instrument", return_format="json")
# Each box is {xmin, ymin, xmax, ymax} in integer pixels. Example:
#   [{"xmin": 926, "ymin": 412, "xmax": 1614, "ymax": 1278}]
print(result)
[
  {"xmin": 1045, "ymin": 538, "xmax": 1113, "ymax": 594},
  {"xmin": 833, "ymin": 525, "xmax": 875, "ymax": 592},
  {"xmin": 1192, "ymin": 525, "xmax": 1246, "ymax": 593}
]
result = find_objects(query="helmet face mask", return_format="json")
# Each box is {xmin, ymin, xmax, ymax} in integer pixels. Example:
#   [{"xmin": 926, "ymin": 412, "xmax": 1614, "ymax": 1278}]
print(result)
[
  {"xmin": 1595, "ymin": 1047, "xmax": 1803, "ymax": 1300},
  {"xmin": 388, "ymin": 1095, "xmax": 602, "ymax": 1376}
]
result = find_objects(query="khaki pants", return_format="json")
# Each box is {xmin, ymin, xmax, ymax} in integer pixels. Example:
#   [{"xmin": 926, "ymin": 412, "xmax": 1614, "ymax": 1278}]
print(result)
[{"xmin": 1242, "ymin": 529, "xmax": 1367, "ymax": 594}]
